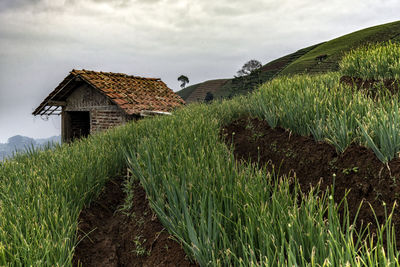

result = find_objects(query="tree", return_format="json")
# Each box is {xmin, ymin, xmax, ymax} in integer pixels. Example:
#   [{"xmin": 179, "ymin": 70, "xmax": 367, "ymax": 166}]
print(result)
[
  {"xmin": 236, "ymin": 59, "xmax": 262, "ymax": 77},
  {"xmin": 204, "ymin": 91, "xmax": 214, "ymax": 103},
  {"xmin": 177, "ymin": 75, "xmax": 189, "ymax": 89}
]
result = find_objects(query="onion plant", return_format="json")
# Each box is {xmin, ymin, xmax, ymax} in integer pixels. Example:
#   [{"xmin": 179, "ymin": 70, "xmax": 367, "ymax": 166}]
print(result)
[
  {"xmin": 250, "ymin": 71, "xmax": 400, "ymax": 162},
  {"xmin": 1, "ymin": 42, "xmax": 400, "ymax": 266},
  {"xmin": 125, "ymin": 101, "xmax": 399, "ymax": 266},
  {"xmin": 340, "ymin": 41, "xmax": 400, "ymax": 80}
]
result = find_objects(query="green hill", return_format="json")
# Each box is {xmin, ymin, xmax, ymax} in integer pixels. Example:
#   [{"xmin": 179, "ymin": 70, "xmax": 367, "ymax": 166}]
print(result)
[
  {"xmin": 176, "ymin": 83, "xmax": 200, "ymax": 101},
  {"xmin": 280, "ymin": 20, "xmax": 400, "ymax": 76},
  {"xmin": 178, "ymin": 43, "xmax": 320, "ymax": 103},
  {"xmin": 178, "ymin": 20, "xmax": 400, "ymax": 102},
  {"xmin": 183, "ymin": 79, "xmax": 230, "ymax": 103},
  {"xmin": 214, "ymin": 42, "xmax": 322, "ymax": 100}
]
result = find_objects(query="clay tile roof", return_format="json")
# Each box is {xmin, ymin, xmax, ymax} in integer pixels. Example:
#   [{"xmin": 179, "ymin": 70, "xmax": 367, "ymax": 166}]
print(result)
[{"xmin": 33, "ymin": 69, "xmax": 185, "ymax": 116}]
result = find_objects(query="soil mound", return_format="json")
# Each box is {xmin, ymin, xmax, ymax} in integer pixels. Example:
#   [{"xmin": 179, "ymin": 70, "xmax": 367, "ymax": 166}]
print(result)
[
  {"xmin": 73, "ymin": 176, "xmax": 196, "ymax": 266},
  {"xmin": 222, "ymin": 117, "xmax": 400, "ymax": 244},
  {"xmin": 340, "ymin": 76, "xmax": 400, "ymax": 96}
]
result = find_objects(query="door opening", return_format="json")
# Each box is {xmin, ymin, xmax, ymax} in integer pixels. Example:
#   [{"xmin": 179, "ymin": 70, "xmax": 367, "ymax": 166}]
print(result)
[{"xmin": 65, "ymin": 111, "xmax": 90, "ymax": 142}]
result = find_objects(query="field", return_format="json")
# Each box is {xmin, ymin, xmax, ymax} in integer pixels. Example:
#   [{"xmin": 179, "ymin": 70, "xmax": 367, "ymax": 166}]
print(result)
[
  {"xmin": 178, "ymin": 20, "xmax": 400, "ymax": 102},
  {"xmin": 179, "ymin": 43, "xmax": 321, "ymax": 102},
  {"xmin": 1, "ymin": 41, "xmax": 400, "ymax": 266},
  {"xmin": 278, "ymin": 20, "xmax": 400, "ymax": 76}
]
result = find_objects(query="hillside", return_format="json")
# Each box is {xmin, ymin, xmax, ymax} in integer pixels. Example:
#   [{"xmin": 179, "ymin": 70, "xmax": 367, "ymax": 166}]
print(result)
[
  {"xmin": 214, "ymin": 42, "xmax": 322, "ymax": 99},
  {"xmin": 280, "ymin": 20, "xmax": 400, "ymax": 76},
  {"xmin": 184, "ymin": 78, "xmax": 230, "ymax": 103},
  {"xmin": 2, "ymin": 40, "xmax": 400, "ymax": 266},
  {"xmin": 0, "ymin": 135, "xmax": 60, "ymax": 161},
  {"xmin": 178, "ymin": 43, "xmax": 320, "ymax": 103},
  {"xmin": 178, "ymin": 20, "xmax": 400, "ymax": 102}
]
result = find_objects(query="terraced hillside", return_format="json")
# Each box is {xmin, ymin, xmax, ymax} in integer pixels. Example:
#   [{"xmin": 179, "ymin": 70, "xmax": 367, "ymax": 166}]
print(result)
[
  {"xmin": 3, "ymin": 38, "xmax": 400, "ymax": 267},
  {"xmin": 184, "ymin": 79, "xmax": 229, "ymax": 103},
  {"xmin": 214, "ymin": 43, "xmax": 323, "ymax": 99},
  {"xmin": 280, "ymin": 20, "xmax": 400, "ymax": 76},
  {"xmin": 178, "ymin": 20, "xmax": 400, "ymax": 102},
  {"xmin": 176, "ymin": 83, "xmax": 200, "ymax": 102},
  {"xmin": 178, "ymin": 43, "xmax": 321, "ymax": 102}
]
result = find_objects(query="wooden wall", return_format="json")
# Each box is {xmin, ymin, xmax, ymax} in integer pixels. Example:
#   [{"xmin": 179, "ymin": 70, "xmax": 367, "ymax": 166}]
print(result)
[{"xmin": 62, "ymin": 84, "xmax": 133, "ymax": 142}]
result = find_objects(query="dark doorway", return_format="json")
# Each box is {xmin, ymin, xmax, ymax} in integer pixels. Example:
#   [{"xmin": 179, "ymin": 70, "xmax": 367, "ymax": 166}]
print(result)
[{"xmin": 65, "ymin": 111, "xmax": 90, "ymax": 142}]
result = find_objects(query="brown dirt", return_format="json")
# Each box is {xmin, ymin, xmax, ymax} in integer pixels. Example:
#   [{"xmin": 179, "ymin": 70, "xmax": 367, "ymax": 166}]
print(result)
[
  {"xmin": 222, "ymin": 117, "xmax": 400, "ymax": 244},
  {"xmin": 73, "ymin": 176, "xmax": 197, "ymax": 267},
  {"xmin": 340, "ymin": 75, "xmax": 400, "ymax": 96}
]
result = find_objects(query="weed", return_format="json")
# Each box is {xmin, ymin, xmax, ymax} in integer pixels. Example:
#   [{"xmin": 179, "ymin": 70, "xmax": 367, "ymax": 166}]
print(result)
[
  {"xmin": 284, "ymin": 148, "xmax": 297, "ymax": 158},
  {"xmin": 137, "ymin": 217, "xmax": 145, "ymax": 227},
  {"xmin": 132, "ymin": 235, "xmax": 149, "ymax": 256},
  {"xmin": 342, "ymin": 166, "xmax": 359, "ymax": 175},
  {"xmin": 270, "ymin": 141, "xmax": 278, "ymax": 152}
]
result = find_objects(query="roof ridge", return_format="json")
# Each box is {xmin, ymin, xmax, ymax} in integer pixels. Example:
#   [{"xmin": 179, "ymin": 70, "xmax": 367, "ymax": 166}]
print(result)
[
  {"xmin": 71, "ymin": 69, "xmax": 160, "ymax": 81},
  {"xmin": 33, "ymin": 69, "xmax": 185, "ymax": 116}
]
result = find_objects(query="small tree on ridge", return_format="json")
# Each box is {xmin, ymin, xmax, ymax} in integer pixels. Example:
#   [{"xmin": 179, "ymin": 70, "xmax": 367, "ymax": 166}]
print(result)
[
  {"xmin": 178, "ymin": 75, "xmax": 189, "ymax": 89},
  {"xmin": 236, "ymin": 59, "xmax": 262, "ymax": 77}
]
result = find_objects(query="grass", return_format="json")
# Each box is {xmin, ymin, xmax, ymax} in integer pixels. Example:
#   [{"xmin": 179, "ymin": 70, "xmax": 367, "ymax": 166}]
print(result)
[
  {"xmin": 340, "ymin": 41, "xmax": 400, "ymax": 80},
  {"xmin": 0, "ymin": 128, "xmax": 129, "ymax": 265},
  {"xmin": 250, "ymin": 72, "xmax": 400, "ymax": 162},
  {"xmin": 125, "ymin": 100, "xmax": 400, "ymax": 266},
  {"xmin": 176, "ymin": 83, "xmax": 201, "ymax": 100},
  {"xmin": 2, "ymin": 93, "xmax": 398, "ymax": 265},
  {"xmin": 179, "ymin": 20, "xmax": 400, "ymax": 102},
  {"xmin": 184, "ymin": 79, "xmax": 230, "ymax": 103},
  {"xmin": 1, "ymin": 38, "xmax": 400, "ymax": 266},
  {"xmin": 213, "ymin": 43, "xmax": 322, "ymax": 100},
  {"xmin": 280, "ymin": 20, "xmax": 400, "ymax": 76},
  {"xmin": 248, "ymin": 43, "xmax": 400, "ymax": 162}
]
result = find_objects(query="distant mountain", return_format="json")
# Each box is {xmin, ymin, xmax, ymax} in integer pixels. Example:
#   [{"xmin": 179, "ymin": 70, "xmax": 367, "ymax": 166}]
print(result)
[
  {"xmin": 178, "ymin": 20, "xmax": 400, "ymax": 102},
  {"xmin": 0, "ymin": 135, "xmax": 61, "ymax": 161}
]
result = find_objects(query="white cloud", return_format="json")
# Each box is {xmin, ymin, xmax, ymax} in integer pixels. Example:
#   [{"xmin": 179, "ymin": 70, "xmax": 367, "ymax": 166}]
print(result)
[{"xmin": 0, "ymin": 0, "xmax": 399, "ymax": 141}]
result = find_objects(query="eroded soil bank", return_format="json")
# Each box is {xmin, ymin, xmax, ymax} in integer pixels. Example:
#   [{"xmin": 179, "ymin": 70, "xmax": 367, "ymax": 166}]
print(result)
[
  {"xmin": 340, "ymin": 76, "xmax": 400, "ymax": 96},
  {"xmin": 73, "ymin": 176, "xmax": 196, "ymax": 267},
  {"xmin": 222, "ymin": 117, "xmax": 400, "ymax": 244}
]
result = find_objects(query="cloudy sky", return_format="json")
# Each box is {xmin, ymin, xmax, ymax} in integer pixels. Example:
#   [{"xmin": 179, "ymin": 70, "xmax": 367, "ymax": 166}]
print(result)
[{"xmin": 0, "ymin": 0, "xmax": 399, "ymax": 142}]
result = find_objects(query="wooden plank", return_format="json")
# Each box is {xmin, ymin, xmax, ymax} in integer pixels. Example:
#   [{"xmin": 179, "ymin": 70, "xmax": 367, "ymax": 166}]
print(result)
[
  {"xmin": 47, "ymin": 100, "xmax": 66, "ymax": 106},
  {"xmin": 47, "ymin": 106, "xmax": 61, "ymax": 116}
]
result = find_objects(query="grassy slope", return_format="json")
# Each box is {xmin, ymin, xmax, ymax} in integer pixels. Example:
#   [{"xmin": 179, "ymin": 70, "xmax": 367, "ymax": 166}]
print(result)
[
  {"xmin": 214, "ymin": 43, "xmax": 323, "ymax": 99},
  {"xmin": 2, "ymin": 73, "xmax": 399, "ymax": 265},
  {"xmin": 178, "ymin": 20, "xmax": 400, "ymax": 102},
  {"xmin": 185, "ymin": 78, "xmax": 230, "ymax": 103},
  {"xmin": 280, "ymin": 20, "xmax": 400, "ymax": 76},
  {"xmin": 126, "ymin": 80, "xmax": 400, "ymax": 265},
  {"xmin": 3, "ymin": 21, "xmax": 400, "ymax": 267},
  {"xmin": 176, "ymin": 83, "xmax": 200, "ymax": 101},
  {"xmin": 178, "ymin": 42, "xmax": 322, "ymax": 101}
]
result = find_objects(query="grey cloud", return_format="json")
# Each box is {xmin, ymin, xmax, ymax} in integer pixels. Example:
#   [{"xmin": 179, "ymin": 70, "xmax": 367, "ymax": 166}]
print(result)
[
  {"xmin": 0, "ymin": 0, "xmax": 41, "ymax": 11},
  {"xmin": 83, "ymin": 0, "xmax": 162, "ymax": 9},
  {"xmin": 86, "ymin": 0, "xmax": 134, "ymax": 8},
  {"xmin": 1, "ymin": 0, "xmax": 400, "ymax": 142}
]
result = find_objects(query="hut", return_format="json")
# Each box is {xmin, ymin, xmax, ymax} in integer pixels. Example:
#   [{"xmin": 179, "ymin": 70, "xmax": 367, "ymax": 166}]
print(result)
[{"xmin": 33, "ymin": 69, "xmax": 185, "ymax": 143}]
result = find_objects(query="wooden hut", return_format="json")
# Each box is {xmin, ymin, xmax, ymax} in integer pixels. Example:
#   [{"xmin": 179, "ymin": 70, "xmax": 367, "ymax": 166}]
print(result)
[{"xmin": 33, "ymin": 69, "xmax": 185, "ymax": 142}]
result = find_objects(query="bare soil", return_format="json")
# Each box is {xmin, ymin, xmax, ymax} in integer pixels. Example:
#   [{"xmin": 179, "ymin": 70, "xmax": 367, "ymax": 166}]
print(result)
[
  {"xmin": 222, "ymin": 117, "xmax": 400, "ymax": 244},
  {"xmin": 73, "ymin": 176, "xmax": 197, "ymax": 267},
  {"xmin": 340, "ymin": 76, "xmax": 400, "ymax": 96}
]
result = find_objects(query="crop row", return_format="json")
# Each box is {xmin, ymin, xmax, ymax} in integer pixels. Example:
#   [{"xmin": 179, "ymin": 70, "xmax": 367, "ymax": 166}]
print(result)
[
  {"xmin": 251, "ymin": 71, "xmax": 400, "ymax": 163},
  {"xmin": 1, "ymin": 96, "xmax": 397, "ymax": 265},
  {"xmin": 124, "ymin": 100, "xmax": 399, "ymax": 266},
  {"xmin": 1, "ymin": 42, "xmax": 399, "ymax": 266},
  {"xmin": 340, "ymin": 41, "xmax": 400, "ymax": 80}
]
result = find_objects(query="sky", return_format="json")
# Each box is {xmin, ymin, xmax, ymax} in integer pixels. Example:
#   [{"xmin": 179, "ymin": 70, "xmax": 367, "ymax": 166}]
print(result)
[{"xmin": 0, "ymin": 0, "xmax": 399, "ymax": 143}]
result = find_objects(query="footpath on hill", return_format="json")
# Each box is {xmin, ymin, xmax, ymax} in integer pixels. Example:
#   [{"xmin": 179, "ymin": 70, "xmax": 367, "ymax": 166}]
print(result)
[{"xmin": 73, "ymin": 175, "xmax": 197, "ymax": 267}]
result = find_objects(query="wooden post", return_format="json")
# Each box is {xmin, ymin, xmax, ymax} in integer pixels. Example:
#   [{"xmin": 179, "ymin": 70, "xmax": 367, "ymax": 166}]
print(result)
[{"xmin": 61, "ymin": 109, "xmax": 71, "ymax": 143}]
